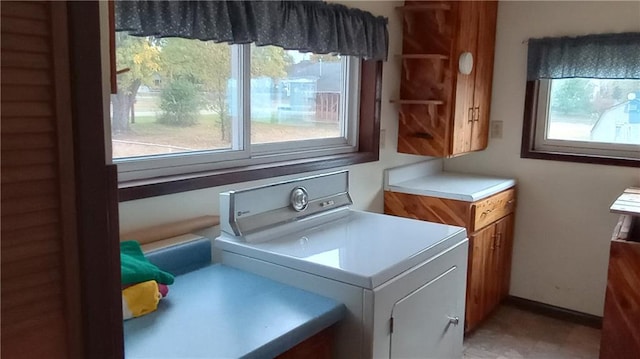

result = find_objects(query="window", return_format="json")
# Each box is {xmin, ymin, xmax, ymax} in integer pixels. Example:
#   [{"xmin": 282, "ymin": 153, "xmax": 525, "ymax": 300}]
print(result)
[
  {"xmin": 521, "ymin": 32, "xmax": 640, "ymax": 167},
  {"xmin": 112, "ymin": 34, "xmax": 360, "ymax": 182},
  {"xmin": 531, "ymin": 78, "xmax": 640, "ymax": 159},
  {"xmin": 109, "ymin": 0, "xmax": 388, "ymax": 200}
]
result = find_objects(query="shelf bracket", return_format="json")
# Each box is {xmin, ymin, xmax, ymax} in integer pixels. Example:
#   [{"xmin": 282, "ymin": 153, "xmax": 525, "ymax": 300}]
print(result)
[
  {"xmin": 429, "ymin": 104, "xmax": 438, "ymax": 128},
  {"xmin": 403, "ymin": 59, "xmax": 411, "ymax": 80}
]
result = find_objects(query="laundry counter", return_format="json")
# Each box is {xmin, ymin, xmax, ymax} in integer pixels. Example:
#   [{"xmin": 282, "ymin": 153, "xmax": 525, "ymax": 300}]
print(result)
[{"xmin": 124, "ymin": 238, "xmax": 345, "ymax": 358}]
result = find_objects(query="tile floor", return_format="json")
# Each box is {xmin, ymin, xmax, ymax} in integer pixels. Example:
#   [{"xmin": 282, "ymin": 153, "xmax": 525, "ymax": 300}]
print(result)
[{"xmin": 463, "ymin": 305, "xmax": 601, "ymax": 359}]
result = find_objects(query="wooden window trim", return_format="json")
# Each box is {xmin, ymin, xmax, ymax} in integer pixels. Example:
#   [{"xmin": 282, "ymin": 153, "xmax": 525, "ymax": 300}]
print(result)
[
  {"xmin": 117, "ymin": 60, "xmax": 382, "ymax": 202},
  {"xmin": 108, "ymin": 0, "xmax": 116, "ymax": 94},
  {"xmin": 68, "ymin": 2, "xmax": 124, "ymax": 357},
  {"xmin": 521, "ymin": 80, "xmax": 640, "ymax": 168}
]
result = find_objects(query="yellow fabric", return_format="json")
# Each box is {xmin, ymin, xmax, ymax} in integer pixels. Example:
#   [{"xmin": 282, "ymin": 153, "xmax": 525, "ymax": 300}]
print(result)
[{"xmin": 122, "ymin": 280, "xmax": 161, "ymax": 319}]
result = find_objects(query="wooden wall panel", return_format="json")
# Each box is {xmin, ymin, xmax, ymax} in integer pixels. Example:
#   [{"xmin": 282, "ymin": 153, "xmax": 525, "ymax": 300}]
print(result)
[
  {"xmin": 397, "ymin": 103, "xmax": 448, "ymax": 157},
  {"xmin": 1, "ymin": 1, "xmax": 79, "ymax": 358}
]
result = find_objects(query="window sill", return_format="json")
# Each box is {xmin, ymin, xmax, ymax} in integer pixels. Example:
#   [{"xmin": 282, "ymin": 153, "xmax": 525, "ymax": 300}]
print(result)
[
  {"xmin": 520, "ymin": 148, "xmax": 640, "ymax": 168},
  {"xmin": 118, "ymin": 151, "xmax": 379, "ymax": 201}
]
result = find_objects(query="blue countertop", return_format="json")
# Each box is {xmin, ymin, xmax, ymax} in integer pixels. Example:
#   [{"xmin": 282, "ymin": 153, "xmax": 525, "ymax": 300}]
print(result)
[{"xmin": 124, "ymin": 263, "xmax": 345, "ymax": 359}]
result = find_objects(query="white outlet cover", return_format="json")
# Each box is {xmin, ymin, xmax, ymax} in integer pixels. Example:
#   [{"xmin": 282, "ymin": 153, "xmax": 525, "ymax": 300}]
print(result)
[{"xmin": 490, "ymin": 121, "xmax": 503, "ymax": 139}]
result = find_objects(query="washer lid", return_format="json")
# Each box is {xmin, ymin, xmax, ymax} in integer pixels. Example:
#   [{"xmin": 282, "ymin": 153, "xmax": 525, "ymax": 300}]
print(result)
[{"xmin": 215, "ymin": 210, "xmax": 467, "ymax": 289}]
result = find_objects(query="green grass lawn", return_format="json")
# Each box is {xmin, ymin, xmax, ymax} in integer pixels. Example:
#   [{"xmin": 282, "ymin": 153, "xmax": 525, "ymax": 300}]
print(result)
[
  {"xmin": 112, "ymin": 112, "xmax": 342, "ymax": 157},
  {"xmin": 129, "ymin": 114, "xmax": 219, "ymax": 134}
]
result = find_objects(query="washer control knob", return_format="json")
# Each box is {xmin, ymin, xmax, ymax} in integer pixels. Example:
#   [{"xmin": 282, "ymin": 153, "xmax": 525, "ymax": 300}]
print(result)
[{"xmin": 290, "ymin": 187, "xmax": 309, "ymax": 212}]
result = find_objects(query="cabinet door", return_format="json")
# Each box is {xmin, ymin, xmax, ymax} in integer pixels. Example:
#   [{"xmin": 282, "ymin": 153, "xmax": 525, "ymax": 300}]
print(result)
[
  {"xmin": 465, "ymin": 224, "xmax": 495, "ymax": 332},
  {"xmin": 451, "ymin": 0, "xmax": 479, "ymax": 155},
  {"xmin": 495, "ymin": 214, "xmax": 515, "ymax": 301},
  {"xmin": 390, "ymin": 265, "xmax": 464, "ymax": 359},
  {"xmin": 469, "ymin": 0, "xmax": 498, "ymax": 152}
]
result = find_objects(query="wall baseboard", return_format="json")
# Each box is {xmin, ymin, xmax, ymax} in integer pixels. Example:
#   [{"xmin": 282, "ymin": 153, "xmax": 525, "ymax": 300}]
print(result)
[{"xmin": 505, "ymin": 296, "xmax": 602, "ymax": 329}]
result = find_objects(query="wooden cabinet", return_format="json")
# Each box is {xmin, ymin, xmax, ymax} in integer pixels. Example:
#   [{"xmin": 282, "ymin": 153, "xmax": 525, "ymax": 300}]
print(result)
[
  {"xmin": 394, "ymin": 1, "xmax": 497, "ymax": 157},
  {"xmin": 384, "ymin": 187, "xmax": 515, "ymax": 333},
  {"xmin": 466, "ymin": 214, "xmax": 514, "ymax": 332},
  {"xmin": 600, "ymin": 189, "xmax": 640, "ymax": 359},
  {"xmin": 277, "ymin": 327, "xmax": 334, "ymax": 359}
]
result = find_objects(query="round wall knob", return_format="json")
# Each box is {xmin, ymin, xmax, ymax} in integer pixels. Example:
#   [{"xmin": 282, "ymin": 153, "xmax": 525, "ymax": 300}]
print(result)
[
  {"xmin": 458, "ymin": 52, "xmax": 473, "ymax": 75},
  {"xmin": 290, "ymin": 187, "xmax": 309, "ymax": 212}
]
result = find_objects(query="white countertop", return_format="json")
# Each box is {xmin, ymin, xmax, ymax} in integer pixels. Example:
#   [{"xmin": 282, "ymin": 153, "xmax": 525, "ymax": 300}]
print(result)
[{"xmin": 384, "ymin": 160, "xmax": 516, "ymax": 202}]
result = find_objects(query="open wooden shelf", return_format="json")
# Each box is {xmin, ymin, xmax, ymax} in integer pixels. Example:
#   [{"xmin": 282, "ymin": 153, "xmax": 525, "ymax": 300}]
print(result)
[
  {"xmin": 395, "ymin": 54, "xmax": 449, "ymax": 60},
  {"xmin": 396, "ymin": 4, "xmax": 451, "ymax": 12},
  {"xmin": 390, "ymin": 99, "xmax": 444, "ymax": 105}
]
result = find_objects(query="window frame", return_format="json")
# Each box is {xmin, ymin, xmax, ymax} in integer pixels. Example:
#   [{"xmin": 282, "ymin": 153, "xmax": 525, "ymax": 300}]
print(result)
[
  {"xmin": 521, "ymin": 80, "xmax": 640, "ymax": 168},
  {"xmin": 117, "ymin": 59, "xmax": 382, "ymax": 201},
  {"xmin": 114, "ymin": 44, "xmax": 362, "ymax": 183}
]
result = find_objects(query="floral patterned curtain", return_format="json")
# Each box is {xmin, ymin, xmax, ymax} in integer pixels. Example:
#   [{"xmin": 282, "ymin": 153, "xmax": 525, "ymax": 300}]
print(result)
[
  {"xmin": 527, "ymin": 32, "xmax": 640, "ymax": 80},
  {"xmin": 115, "ymin": 0, "xmax": 389, "ymax": 61}
]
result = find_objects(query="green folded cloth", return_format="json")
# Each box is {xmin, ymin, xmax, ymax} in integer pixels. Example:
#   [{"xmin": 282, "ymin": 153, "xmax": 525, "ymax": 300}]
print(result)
[{"xmin": 121, "ymin": 240, "xmax": 174, "ymax": 286}]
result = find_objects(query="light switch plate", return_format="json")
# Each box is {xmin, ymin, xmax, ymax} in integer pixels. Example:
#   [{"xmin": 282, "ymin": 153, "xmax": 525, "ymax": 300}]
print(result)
[
  {"xmin": 380, "ymin": 129, "xmax": 386, "ymax": 148},
  {"xmin": 490, "ymin": 121, "xmax": 503, "ymax": 139}
]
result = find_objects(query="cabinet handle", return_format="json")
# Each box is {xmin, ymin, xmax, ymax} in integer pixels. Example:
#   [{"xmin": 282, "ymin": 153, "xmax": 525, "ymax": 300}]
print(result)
[
  {"xmin": 481, "ymin": 208, "xmax": 493, "ymax": 217},
  {"xmin": 412, "ymin": 131, "xmax": 433, "ymax": 139},
  {"xmin": 473, "ymin": 106, "xmax": 480, "ymax": 121},
  {"xmin": 468, "ymin": 107, "xmax": 474, "ymax": 123},
  {"xmin": 447, "ymin": 316, "xmax": 460, "ymax": 326},
  {"xmin": 490, "ymin": 234, "xmax": 497, "ymax": 250},
  {"xmin": 495, "ymin": 233, "xmax": 502, "ymax": 248}
]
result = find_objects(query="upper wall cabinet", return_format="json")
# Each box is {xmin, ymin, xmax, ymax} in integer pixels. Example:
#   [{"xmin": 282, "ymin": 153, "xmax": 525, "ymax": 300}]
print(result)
[{"xmin": 394, "ymin": 1, "xmax": 498, "ymax": 157}]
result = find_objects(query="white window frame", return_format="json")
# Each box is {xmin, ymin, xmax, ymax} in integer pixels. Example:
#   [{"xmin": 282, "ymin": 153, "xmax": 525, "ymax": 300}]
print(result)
[
  {"xmin": 114, "ymin": 44, "xmax": 361, "ymax": 182},
  {"xmin": 533, "ymin": 79, "xmax": 640, "ymax": 160}
]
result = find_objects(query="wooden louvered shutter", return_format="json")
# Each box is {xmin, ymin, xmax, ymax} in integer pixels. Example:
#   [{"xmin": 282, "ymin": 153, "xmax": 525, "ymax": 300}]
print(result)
[{"xmin": 1, "ymin": 2, "xmax": 82, "ymax": 358}]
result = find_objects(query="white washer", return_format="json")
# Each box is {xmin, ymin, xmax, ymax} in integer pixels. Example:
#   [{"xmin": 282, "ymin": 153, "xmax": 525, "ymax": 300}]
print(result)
[{"xmin": 215, "ymin": 171, "xmax": 468, "ymax": 359}]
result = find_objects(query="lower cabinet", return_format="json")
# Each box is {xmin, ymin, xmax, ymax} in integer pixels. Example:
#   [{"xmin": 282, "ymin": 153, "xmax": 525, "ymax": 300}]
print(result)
[
  {"xmin": 600, "ymin": 211, "xmax": 640, "ymax": 359},
  {"xmin": 277, "ymin": 327, "xmax": 334, "ymax": 359},
  {"xmin": 384, "ymin": 188, "xmax": 516, "ymax": 333},
  {"xmin": 466, "ymin": 214, "xmax": 514, "ymax": 332}
]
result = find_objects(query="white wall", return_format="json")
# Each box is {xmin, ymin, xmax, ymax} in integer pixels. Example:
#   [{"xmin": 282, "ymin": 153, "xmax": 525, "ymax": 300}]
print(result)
[
  {"xmin": 119, "ymin": 1, "xmax": 427, "ymax": 231},
  {"xmin": 444, "ymin": 1, "xmax": 640, "ymax": 316}
]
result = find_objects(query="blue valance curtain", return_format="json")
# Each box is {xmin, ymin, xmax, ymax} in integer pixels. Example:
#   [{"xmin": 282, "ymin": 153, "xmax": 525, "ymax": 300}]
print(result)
[
  {"xmin": 114, "ymin": 0, "xmax": 389, "ymax": 61},
  {"xmin": 527, "ymin": 32, "xmax": 640, "ymax": 81}
]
